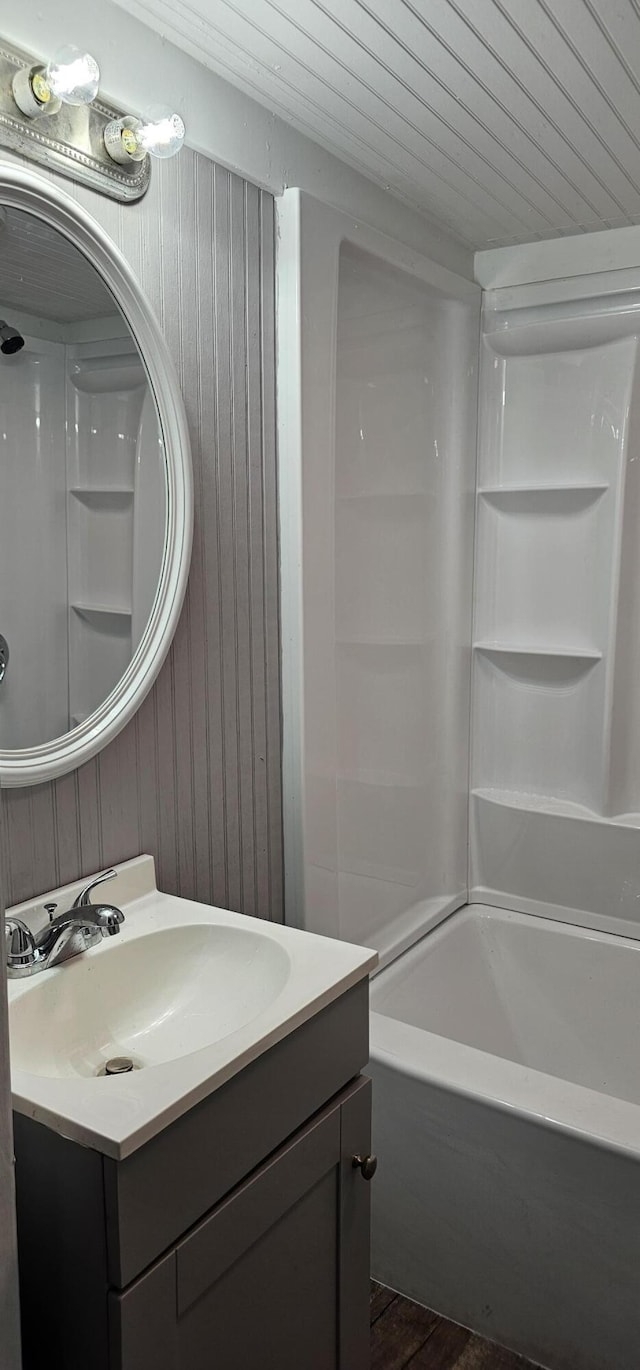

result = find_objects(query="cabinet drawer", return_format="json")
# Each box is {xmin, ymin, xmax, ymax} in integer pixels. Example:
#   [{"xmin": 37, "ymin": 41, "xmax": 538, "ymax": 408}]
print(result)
[{"xmin": 110, "ymin": 1076, "xmax": 372, "ymax": 1370}]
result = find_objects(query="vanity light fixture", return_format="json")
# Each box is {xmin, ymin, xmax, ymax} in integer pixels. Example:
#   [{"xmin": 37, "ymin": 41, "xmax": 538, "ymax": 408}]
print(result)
[
  {"xmin": 11, "ymin": 44, "xmax": 100, "ymax": 119},
  {"xmin": 104, "ymin": 106, "xmax": 186, "ymax": 164},
  {"xmin": 0, "ymin": 35, "xmax": 185, "ymax": 201}
]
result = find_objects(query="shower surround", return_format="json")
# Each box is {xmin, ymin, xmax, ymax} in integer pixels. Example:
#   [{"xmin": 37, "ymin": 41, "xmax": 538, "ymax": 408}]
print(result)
[
  {"xmin": 0, "ymin": 320, "xmax": 163, "ymax": 748},
  {"xmin": 278, "ymin": 193, "xmax": 640, "ymax": 1370},
  {"xmin": 471, "ymin": 284, "xmax": 640, "ymax": 929}
]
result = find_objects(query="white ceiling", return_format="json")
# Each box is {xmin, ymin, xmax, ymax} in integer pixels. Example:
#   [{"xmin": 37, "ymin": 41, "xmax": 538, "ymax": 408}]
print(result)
[
  {"xmin": 0, "ymin": 209, "xmax": 118, "ymax": 322},
  {"xmin": 115, "ymin": 0, "xmax": 640, "ymax": 249}
]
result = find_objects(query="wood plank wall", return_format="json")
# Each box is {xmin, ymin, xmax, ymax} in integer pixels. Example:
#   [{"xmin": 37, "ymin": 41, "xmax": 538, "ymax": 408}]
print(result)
[
  {"xmin": 0, "ymin": 148, "xmax": 283, "ymax": 919},
  {"xmin": 0, "ymin": 854, "xmax": 20, "ymax": 1367}
]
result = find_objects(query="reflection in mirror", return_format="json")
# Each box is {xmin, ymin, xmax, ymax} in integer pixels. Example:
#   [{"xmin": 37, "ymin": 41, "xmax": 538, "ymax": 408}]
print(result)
[{"xmin": 0, "ymin": 206, "xmax": 166, "ymax": 748}]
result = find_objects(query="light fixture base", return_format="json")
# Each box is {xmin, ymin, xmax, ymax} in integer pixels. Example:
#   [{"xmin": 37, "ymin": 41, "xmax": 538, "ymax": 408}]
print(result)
[
  {"xmin": 11, "ymin": 64, "xmax": 61, "ymax": 119},
  {"xmin": 0, "ymin": 37, "xmax": 150, "ymax": 202}
]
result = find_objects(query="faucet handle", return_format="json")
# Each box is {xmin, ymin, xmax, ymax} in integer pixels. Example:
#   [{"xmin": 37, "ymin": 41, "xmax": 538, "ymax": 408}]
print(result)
[
  {"xmin": 73, "ymin": 868, "xmax": 118, "ymax": 909},
  {"xmin": 5, "ymin": 916, "xmax": 37, "ymax": 970}
]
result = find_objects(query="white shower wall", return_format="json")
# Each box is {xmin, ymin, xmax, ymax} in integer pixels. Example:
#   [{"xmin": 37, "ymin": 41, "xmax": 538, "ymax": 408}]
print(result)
[
  {"xmin": 0, "ymin": 335, "xmax": 68, "ymax": 747},
  {"xmin": 470, "ymin": 281, "xmax": 640, "ymax": 933},
  {"xmin": 0, "ymin": 320, "xmax": 164, "ymax": 747},
  {"xmin": 282, "ymin": 199, "xmax": 640, "ymax": 971},
  {"xmin": 278, "ymin": 191, "xmax": 479, "ymax": 965},
  {"xmin": 66, "ymin": 337, "xmax": 165, "ymax": 727}
]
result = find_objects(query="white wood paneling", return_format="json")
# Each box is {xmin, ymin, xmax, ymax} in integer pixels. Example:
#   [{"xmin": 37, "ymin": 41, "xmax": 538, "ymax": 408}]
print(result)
[
  {"xmin": 9, "ymin": 0, "xmax": 474, "ymax": 279},
  {"xmin": 0, "ymin": 839, "xmax": 20, "ymax": 1370},
  {"xmin": 113, "ymin": 0, "xmax": 640, "ymax": 248},
  {"xmin": 0, "ymin": 208, "xmax": 117, "ymax": 322}
]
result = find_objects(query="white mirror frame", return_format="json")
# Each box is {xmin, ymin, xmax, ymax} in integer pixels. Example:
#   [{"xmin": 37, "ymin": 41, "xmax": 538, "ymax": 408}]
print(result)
[{"xmin": 0, "ymin": 163, "xmax": 193, "ymax": 786}]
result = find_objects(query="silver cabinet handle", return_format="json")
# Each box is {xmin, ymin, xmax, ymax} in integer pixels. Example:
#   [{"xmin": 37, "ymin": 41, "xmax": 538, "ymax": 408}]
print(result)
[{"xmin": 0, "ymin": 634, "xmax": 9, "ymax": 684}]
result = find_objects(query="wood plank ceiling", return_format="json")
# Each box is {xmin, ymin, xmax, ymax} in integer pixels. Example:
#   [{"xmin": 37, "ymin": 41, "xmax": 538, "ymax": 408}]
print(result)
[
  {"xmin": 0, "ymin": 208, "xmax": 118, "ymax": 321},
  {"xmin": 113, "ymin": 0, "xmax": 640, "ymax": 249}
]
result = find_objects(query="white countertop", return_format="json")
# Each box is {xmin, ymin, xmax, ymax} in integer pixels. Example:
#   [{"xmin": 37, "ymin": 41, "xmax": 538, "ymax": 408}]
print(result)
[{"xmin": 7, "ymin": 856, "xmax": 376, "ymax": 1159}]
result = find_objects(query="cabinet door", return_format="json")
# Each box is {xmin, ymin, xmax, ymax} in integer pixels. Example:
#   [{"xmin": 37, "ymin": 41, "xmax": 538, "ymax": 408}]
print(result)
[
  {"xmin": 110, "ymin": 1077, "xmax": 372, "ymax": 1370},
  {"xmin": 339, "ymin": 1073, "xmax": 372, "ymax": 1370}
]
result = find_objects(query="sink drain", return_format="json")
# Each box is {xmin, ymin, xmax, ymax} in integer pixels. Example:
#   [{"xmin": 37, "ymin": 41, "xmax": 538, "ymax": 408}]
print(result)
[
  {"xmin": 95, "ymin": 1052, "xmax": 143, "ymax": 1077},
  {"xmin": 103, "ymin": 1057, "xmax": 135, "ymax": 1076}
]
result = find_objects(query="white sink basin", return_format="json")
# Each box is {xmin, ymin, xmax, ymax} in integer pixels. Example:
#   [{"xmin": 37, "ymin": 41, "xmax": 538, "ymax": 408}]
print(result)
[
  {"xmin": 7, "ymin": 856, "xmax": 376, "ymax": 1159},
  {"xmin": 10, "ymin": 923, "xmax": 290, "ymax": 1079}
]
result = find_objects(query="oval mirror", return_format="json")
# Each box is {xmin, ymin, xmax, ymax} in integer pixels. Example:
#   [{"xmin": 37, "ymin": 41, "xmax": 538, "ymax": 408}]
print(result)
[{"xmin": 0, "ymin": 167, "xmax": 193, "ymax": 786}]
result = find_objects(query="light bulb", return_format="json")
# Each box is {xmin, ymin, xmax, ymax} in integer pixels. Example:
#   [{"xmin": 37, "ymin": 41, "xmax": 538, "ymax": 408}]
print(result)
[
  {"xmin": 45, "ymin": 45, "xmax": 100, "ymax": 106},
  {"xmin": 135, "ymin": 106, "xmax": 185, "ymax": 159},
  {"xmin": 11, "ymin": 44, "xmax": 100, "ymax": 120},
  {"xmin": 104, "ymin": 107, "xmax": 185, "ymax": 165}
]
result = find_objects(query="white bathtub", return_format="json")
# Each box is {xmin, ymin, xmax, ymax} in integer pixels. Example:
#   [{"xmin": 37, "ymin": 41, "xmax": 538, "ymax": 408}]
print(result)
[{"xmin": 369, "ymin": 903, "xmax": 640, "ymax": 1370}]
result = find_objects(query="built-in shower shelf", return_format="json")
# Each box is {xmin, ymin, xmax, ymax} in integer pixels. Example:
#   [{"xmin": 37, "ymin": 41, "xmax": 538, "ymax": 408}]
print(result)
[
  {"xmin": 70, "ymin": 486, "xmax": 134, "ymax": 501},
  {"xmin": 475, "ymin": 642, "xmax": 602, "ymax": 661},
  {"xmin": 478, "ymin": 484, "xmax": 608, "ymax": 511},
  {"xmin": 474, "ymin": 642, "xmax": 602, "ymax": 684},
  {"xmin": 484, "ymin": 310, "xmax": 640, "ymax": 356},
  {"xmin": 69, "ymin": 362, "xmax": 146, "ymax": 394},
  {"xmin": 472, "ymin": 787, "xmax": 600, "ymax": 820},
  {"xmin": 71, "ymin": 602, "xmax": 132, "ymax": 623}
]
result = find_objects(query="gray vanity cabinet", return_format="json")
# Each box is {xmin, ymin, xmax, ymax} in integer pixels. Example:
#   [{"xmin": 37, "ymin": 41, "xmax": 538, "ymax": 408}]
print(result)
[
  {"xmin": 112, "ymin": 1077, "xmax": 371, "ymax": 1370},
  {"xmin": 14, "ymin": 980, "xmax": 373, "ymax": 1370}
]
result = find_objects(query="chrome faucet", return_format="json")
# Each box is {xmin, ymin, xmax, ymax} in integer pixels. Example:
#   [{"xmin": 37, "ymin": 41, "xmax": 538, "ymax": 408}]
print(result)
[{"xmin": 5, "ymin": 869, "xmax": 125, "ymax": 978}]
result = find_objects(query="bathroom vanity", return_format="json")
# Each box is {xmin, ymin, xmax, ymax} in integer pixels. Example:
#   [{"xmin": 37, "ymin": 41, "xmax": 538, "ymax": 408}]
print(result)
[{"xmin": 7, "ymin": 858, "xmax": 376, "ymax": 1370}]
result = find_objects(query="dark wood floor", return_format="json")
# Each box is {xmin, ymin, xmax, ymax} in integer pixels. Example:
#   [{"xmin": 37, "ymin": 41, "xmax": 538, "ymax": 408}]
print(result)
[{"xmin": 370, "ymin": 1283, "xmax": 542, "ymax": 1370}]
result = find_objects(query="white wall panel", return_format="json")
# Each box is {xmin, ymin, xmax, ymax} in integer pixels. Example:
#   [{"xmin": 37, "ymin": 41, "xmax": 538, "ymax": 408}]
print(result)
[{"xmin": 279, "ymin": 190, "xmax": 479, "ymax": 965}]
